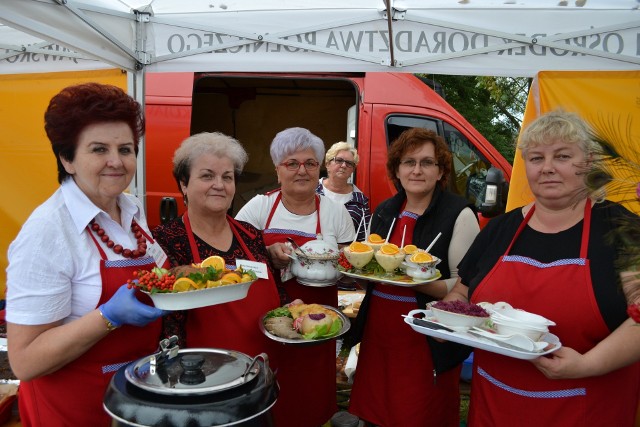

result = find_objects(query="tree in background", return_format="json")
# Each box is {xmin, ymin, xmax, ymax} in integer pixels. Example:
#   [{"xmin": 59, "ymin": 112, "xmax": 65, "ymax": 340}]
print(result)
[{"xmin": 418, "ymin": 74, "xmax": 530, "ymax": 164}]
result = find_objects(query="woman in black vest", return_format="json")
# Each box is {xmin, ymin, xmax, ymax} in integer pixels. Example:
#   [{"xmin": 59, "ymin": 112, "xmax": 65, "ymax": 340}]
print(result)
[{"xmin": 349, "ymin": 128, "xmax": 480, "ymax": 427}]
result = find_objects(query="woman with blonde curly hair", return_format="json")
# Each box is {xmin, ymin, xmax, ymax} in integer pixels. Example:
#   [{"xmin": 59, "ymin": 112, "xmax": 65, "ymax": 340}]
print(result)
[{"xmin": 446, "ymin": 110, "xmax": 640, "ymax": 426}]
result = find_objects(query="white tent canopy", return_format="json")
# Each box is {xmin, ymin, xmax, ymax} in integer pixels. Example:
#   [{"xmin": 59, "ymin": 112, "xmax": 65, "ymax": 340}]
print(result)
[
  {"xmin": 1, "ymin": 0, "xmax": 639, "ymax": 77},
  {"xmin": 1, "ymin": 0, "xmax": 638, "ymax": 205}
]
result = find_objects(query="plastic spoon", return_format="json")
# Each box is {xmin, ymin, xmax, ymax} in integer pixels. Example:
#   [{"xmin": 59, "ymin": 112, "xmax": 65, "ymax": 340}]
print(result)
[
  {"xmin": 353, "ymin": 214, "xmax": 365, "ymax": 243},
  {"xmin": 425, "ymin": 232, "xmax": 442, "ymax": 253},
  {"xmin": 385, "ymin": 217, "xmax": 396, "ymax": 243},
  {"xmin": 470, "ymin": 327, "xmax": 546, "ymax": 352}
]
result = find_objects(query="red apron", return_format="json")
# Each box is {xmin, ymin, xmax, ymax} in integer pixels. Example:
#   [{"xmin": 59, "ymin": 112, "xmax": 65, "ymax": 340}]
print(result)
[
  {"xmin": 19, "ymin": 226, "xmax": 163, "ymax": 427},
  {"xmin": 182, "ymin": 212, "xmax": 281, "ymax": 361},
  {"xmin": 350, "ymin": 212, "xmax": 460, "ymax": 427},
  {"xmin": 469, "ymin": 201, "xmax": 640, "ymax": 427},
  {"xmin": 262, "ymin": 191, "xmax": 337, "ymax": 427}
]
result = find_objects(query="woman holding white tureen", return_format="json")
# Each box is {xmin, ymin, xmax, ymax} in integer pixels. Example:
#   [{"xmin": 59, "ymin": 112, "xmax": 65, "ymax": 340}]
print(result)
[{"xmin": 236, "ymin": 127, "xmax": 355, "ymax": 427}]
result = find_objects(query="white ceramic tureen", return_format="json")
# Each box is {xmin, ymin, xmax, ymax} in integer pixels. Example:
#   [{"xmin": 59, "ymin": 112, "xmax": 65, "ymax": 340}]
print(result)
[{"xmin": 289, "ymin": 240, "xmax": 341, "ymax": 284}]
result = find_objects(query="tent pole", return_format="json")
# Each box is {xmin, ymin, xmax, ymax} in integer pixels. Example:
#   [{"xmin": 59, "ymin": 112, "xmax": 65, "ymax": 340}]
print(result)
[
  {"xmin": 384, "ymin": 0, "xmax": 396, "ymax": 67},
  {"xmin": 129, "ymin": 70, "xmax": 147, "ymax": 214}
]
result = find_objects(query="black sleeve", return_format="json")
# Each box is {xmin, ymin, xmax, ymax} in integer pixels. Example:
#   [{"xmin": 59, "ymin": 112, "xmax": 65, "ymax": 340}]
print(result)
[{"xmin": 458, "ymin": 209, "xmax": 522, "ymax": 297}]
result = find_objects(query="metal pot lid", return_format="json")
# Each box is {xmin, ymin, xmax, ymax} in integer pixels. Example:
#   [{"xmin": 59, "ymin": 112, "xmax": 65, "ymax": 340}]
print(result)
[{"xmin": 125, "ymin": 346, "xmax": 262, "ymax": 396}]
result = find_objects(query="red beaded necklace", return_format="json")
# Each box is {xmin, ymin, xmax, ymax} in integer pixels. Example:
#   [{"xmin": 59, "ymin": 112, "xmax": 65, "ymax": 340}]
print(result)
[{"xmin": 89, "ymin": 219, "xmax": 147, "ymax": 259}]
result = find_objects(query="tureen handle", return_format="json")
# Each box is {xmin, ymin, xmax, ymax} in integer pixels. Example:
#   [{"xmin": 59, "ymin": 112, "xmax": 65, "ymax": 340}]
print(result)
[
  {"xmin": 242, "ymin": 352, "xmax": 269, "ymax": 383},
  {"xmin": 150, "ymin": 335, "xmax": 180, "ymax": 375}
]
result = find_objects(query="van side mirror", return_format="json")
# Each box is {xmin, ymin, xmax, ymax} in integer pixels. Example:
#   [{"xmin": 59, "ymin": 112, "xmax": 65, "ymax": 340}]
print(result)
[{"xmin": 478, "ymin": 167, "xmax": 507, "ymax": 218}]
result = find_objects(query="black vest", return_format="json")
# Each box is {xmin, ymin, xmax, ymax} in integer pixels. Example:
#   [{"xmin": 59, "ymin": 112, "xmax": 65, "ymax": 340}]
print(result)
[
  {"xmin": 350, "ymin": 187, "xmax": 476, "ymax": 373},
  {"xmin": 371, "ymin": 186, "xmax": 475, "ymax": 284}
]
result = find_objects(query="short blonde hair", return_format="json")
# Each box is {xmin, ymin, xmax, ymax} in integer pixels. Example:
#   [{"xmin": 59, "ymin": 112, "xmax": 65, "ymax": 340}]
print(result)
[
  {"xmin": 518, "ymin": 110, "xmax": 597, "ymax": 157},
  {"xmin": 325, "ymin": 141, "xmax": 359, "ymax": 166}
]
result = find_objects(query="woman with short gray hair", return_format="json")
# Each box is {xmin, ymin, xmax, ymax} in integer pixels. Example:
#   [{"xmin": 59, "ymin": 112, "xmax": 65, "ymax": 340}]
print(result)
[
  {"xmin": 153, "ymin": 132, "xmax": 281, "ymax": 365},
  {"xmin": 236, "ymin": 127, "xmax": 355, "ymax": 427}
]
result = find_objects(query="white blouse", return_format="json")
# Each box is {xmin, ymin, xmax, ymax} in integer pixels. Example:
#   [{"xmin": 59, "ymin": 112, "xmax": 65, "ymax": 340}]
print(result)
[{"xmin": 6, "ymin": 179, "xmax": 150, "ymax": 325}]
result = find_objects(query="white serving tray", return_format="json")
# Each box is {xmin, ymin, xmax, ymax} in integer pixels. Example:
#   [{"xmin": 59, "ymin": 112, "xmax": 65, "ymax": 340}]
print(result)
[{"xmin": 403, "ymin": 310, "xmax": 561, "ymax": 360}]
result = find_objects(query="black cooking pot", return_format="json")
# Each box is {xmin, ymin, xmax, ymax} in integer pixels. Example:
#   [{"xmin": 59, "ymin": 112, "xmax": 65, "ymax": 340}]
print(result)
[{"xmin": 104, "ymin": 337, "xmax": 278, "ymax": 427}]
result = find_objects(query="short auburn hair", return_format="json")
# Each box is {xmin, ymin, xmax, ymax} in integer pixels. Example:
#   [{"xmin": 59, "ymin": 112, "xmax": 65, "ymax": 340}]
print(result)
[
  {"xmin": 45, "ymin": 82, "xmax": 145, "ymax": 183},
  {"xmin": 387, "ymin": 128, "xmax": 452, "ymax": 189}
]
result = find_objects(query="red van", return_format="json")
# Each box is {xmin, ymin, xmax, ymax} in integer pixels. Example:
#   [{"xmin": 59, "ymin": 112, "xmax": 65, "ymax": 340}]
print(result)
[{"xmin": 144, "ymin": 72, "xmax": 512, "ymax": 229}]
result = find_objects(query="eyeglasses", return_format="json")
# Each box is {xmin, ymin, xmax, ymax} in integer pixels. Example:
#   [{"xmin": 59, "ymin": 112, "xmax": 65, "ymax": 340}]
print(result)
[
  {"xmin": 279, "ymin": 159, "xmax": 320, "ymax": 171},
  {"xmin": 332, "ymin": 157, "xmax": 356, "ymax": 169},
  {"xmin": 399, "ymin": 158, "xmax": 439, "ymax": 169}
]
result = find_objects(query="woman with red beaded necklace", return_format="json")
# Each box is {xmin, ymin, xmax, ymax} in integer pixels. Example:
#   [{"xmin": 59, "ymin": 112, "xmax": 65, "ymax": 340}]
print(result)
[{"xmin": 5, "ymin": 83, "xmax": 167, "ymax": 427}]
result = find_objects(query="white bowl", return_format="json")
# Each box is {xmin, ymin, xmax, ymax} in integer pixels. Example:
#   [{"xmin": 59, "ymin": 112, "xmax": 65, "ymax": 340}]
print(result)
[
  {"xmin": 374, "ymin": 250, "xmax": 405, "ymax": 273},
  {"xmin": 143, "ymin": 280, "xmax": 255, "ymax": 310},
  {"xmin": 403, "ymin": 256, "xmax": 441, "ymax": 279},
  {"xmin": 430, "ymin": 306, "xmax": 489, "ymax": 329},
  {"xmin": 492, "ymin": 319, "xmax": 547, "ymax": 341},
  {"xmin": 290, "ymin": 240, "xmax": 340, "ymax": 281},
  {"xmin": 404, "ymin": 254, "xmax": 440, "ymax": 267},
  {"xmin": 342, "ymin": 246, "xmax": 374, "ymax": 269},
  {"xmin": 492, "ymin": 307, "xmax": 555, "ymax": 327},
  {"xmin": 363, "ymin": 237, "xmax": 386, "ymax": 252},
  {"xmin": 491, "ymin": 319, "xmax": 549, "ymax": 333}
]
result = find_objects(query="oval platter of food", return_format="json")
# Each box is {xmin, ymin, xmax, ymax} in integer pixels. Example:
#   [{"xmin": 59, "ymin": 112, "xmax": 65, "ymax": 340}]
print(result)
[
  {"xmin": 127, "ymin": 256, "xmax": 258, "ymax": 310},
  {"xmin": 260, "ymin": 301, "xmax": 351, "ymax": 346}
]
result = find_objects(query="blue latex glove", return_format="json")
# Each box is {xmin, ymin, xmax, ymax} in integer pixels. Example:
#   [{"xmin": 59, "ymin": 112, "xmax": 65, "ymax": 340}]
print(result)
[{"xmin": 99, "ymin": 284, "xmax": 167, "ymax": 328}]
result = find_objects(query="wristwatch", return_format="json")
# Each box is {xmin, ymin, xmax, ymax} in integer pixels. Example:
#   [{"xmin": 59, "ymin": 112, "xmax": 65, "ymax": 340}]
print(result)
[{"xmin": 98, "ymin": 309, "xmax": 119, "ymax": 332}]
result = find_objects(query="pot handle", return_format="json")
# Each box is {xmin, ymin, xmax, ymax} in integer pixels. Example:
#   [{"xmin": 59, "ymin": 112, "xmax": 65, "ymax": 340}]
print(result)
[
  {"xmin": 243, "ymin": 353, "xmax": 270, "ymax": 384},
  {"xmin": 150, "ymin": 335, "xmax": 180, "ymax": 375}
]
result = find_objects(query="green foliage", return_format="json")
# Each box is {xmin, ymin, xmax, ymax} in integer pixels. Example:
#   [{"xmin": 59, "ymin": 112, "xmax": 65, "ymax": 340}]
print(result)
[{"xmin": 418, "ymin": 74, "xmax": 530, "ymax": 164}]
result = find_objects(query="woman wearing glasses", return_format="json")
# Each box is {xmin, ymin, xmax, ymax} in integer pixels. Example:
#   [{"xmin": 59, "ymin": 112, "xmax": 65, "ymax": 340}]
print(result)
[
  {"xmin": 316, "ymin": 141, "xmax": 372, "ymax": 242},
  {"xmin": 236, "ymin": 127, "xmax": 355, "ymax": 427},
  {"xmin": 349, "ymin": 128, "xmax": 480, "ymax": 427}
]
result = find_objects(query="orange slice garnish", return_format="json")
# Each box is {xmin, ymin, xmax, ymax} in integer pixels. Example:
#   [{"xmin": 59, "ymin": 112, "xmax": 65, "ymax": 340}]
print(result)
[
  {"xmin": 410, "ymin": 252, "xmax": 434, "ymax": 263},
  {"xmin": 206, "ymin": 280, "xmax": 223, "ymax": 288},
  {"xmin": 200, "ymin": 255, "xmax": 225, "ymax": 270},
  {"xmin": 349, "ymin": 241, "xmax": 372, "ymax": 253},
  {"xmin": 379, "ymin": 243, "xmax": 400, "ymax": 255},
  {"xmin": 368, "ymin": 233, "xmax": 385, "ymax": 244},
  {"xmin": 173, "ymin": 277, "xmax": 197, "ymax": 292},
  {"xmin": 403, "ymin": 244, "xmax": 419, "ymax": 255},
  {"xmin": 220, "ymin": 272, "xmax": 242, "ymax": 284}
]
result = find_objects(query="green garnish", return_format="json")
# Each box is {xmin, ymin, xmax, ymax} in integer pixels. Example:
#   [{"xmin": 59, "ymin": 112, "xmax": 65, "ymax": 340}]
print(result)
[
  {"xmin": 265, "ymin": 306, "xmax": 293, "ymax": 319},
  {"xmin": 302, "ymin": 319, "xmax": 343, "ymax": 339}
]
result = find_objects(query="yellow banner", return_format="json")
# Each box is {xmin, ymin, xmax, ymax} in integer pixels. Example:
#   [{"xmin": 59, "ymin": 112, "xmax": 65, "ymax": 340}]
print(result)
[
  {"xmin": 507, "ymin": 70, "xmax": 640, "ymax": 213},
  {"xmin": 0, "ymin": 69, "xmax": 127, "ymax": 298}
]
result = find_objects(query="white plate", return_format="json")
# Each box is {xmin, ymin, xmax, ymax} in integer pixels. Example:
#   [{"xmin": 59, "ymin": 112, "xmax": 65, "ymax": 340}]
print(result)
[
  {"xmin": 403, "ymin": 309, "xmax": 561, "ymax": 360},
  {"xmin": 338, "ymin": 292, "xmax": 365, "ymax": 307},
  {"xmin": 296, "ymin": 277, "xmax": 339, "ymax": 287},
  {"xmin": 341, "ymin": 270, "xmax": 441, "ymax": 287},
  {"xmin": 143, "ymin": 280, "xmax": 256, "ymax": 310},
  {"xmin": 259, "ymin": 305, "xmax": 351, "ymax": 346}
]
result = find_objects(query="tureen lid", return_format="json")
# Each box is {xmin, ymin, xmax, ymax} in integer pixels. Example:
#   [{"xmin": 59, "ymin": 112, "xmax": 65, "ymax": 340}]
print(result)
[
  {"xmin": 124, "ymin": 337, "xmax": 263, "ymax": 396},
  {"xmin": 296, "ymin": 240, "xmax": 340, "ymax": 259}
]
